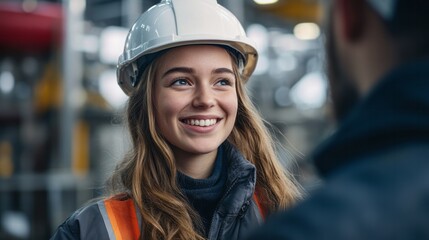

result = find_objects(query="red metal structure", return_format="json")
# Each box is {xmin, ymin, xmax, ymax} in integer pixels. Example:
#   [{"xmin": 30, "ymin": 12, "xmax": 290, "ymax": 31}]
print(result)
[{"xmin": 0, "ymin": 2, "xmax": 63, "ymax": 54}]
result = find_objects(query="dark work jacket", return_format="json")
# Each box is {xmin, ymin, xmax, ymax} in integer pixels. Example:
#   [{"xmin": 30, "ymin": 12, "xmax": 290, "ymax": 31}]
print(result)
[
  {"xmin": 246, "ymin": 59, "xmax": 429, "ymax": 240},
  {"xmin": 51, "ymin": 142, "xmax": 265, "ymax": 240}
]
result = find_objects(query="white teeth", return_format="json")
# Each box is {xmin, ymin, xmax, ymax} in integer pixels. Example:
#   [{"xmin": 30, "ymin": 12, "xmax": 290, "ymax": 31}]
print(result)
[{"xmin": 184, "ymin": 118, "xmax": 217, "ymax": 127}]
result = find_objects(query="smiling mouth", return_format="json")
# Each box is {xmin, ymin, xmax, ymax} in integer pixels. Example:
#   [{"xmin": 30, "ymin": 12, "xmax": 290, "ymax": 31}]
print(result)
[{"xmin": 181, "ymin": 118, "xmax": 219, "ymax": 127}]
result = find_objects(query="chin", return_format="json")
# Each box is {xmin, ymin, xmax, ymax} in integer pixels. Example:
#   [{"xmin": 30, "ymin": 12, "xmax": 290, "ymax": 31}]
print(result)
[{"xmin": 186, "ymin": 144, "xmax": 220, "ymax": 155}]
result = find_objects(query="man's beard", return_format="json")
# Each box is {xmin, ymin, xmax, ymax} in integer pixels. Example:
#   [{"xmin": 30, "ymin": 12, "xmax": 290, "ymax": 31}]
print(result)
[{"xmin": 326, "ymin": 17, "xmax": 360, "ymax": 123}]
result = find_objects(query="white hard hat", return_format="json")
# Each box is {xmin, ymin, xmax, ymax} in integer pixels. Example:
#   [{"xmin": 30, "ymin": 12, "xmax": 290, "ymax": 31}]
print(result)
[{"xmin": 117, "ymin": 0, "xmax": 258, "ymax": 96}]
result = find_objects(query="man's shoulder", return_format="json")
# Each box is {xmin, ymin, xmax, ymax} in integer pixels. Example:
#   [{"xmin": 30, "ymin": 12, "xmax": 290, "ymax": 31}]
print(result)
[
  {"xmin": 292, "ymin": 143, "xmax": 429, "ymax": 238},
  {"xmin": 326, "ymin": 143, "xmax": 429, "ymax": 199},
  {"xmin": 246, "ymin": 143, "xmax": 429, "ymax": 240},
  {"xmin": 335, "ymin": 143, "xmax": 429, "ymax": 183}
]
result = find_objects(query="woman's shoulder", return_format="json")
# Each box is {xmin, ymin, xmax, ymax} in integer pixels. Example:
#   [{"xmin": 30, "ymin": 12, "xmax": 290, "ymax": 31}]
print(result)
[{"xmin": 50, "ymin": 195, "xmax": 133, "ymax": 240}]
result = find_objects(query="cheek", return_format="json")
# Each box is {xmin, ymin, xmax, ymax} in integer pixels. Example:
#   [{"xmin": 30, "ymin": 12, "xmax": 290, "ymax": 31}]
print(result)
[
  {"xmin": 155, "ymin": 93, "xmax": 183, "ymax": 120},
  {"xmin": 224, "ymin": 93, "xmax": 238, "ymax": 120},
  {"xmin": 154, "ymin": 91, "xmax": 174, "ymax": 132}
]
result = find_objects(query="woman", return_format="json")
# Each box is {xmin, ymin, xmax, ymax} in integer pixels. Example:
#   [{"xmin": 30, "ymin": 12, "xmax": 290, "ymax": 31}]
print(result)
[{"xmin": 51, "ymin": 0, "xmax": 301, "ymax": 239}]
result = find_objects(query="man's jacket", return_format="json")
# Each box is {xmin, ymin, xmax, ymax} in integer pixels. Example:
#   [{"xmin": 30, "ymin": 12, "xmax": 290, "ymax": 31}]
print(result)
[{"xmin": 247, "ymin": 59, "xmax": 429, "ymax": 239}]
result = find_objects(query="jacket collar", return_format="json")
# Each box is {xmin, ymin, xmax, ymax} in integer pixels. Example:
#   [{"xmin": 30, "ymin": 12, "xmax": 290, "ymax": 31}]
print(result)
[
  {"xmin": 216, "ymin": 141, "xmax": 256, "ymax": 216},
  {"xmin": 313, "ymin": 58, "xmax": 429, "ymax": 177}
]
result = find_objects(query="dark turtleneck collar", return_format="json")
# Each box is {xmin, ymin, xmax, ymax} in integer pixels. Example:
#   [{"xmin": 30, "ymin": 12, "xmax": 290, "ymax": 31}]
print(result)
[
  {"xmin": 177, "ymin": 146, "xmax": 227, "ymax": 236},
  {"xmin": 313, "ymin": 58, "xmax": 429, "ymax": 177}
]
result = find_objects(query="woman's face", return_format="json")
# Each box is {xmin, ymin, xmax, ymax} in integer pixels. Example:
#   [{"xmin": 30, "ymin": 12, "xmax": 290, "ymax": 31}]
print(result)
[{"xmin": 154, "ymin": 45, "xmax": 238, "ymax": 161}]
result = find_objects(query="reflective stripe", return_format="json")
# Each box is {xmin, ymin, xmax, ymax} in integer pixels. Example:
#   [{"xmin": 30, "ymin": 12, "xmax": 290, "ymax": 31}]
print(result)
[
  {"xmin": 253, "ymin": 192, "xmax": 267, "ymax": 220},
  {"xmin": 98, "ymin": 201, "xmax": 116, "ymax": 240},
  {"xmin": 98, "ymin": 197, "xmax": 140, "ymax": 240},
  {"xmin": 134, "ymin": 201, "xmax": 142, "ymax": 229}
]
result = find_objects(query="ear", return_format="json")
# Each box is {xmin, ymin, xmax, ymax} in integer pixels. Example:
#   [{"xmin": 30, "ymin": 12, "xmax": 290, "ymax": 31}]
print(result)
[{"xmin": 335, "ymin": 0, "xmax": 365, "ymax": 41}]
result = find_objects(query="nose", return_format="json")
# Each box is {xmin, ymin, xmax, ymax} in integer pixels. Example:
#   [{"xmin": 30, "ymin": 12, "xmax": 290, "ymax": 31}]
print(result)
[{"xmin": 192, "ymin": 84, "xmax": 215, "ymax": 108}]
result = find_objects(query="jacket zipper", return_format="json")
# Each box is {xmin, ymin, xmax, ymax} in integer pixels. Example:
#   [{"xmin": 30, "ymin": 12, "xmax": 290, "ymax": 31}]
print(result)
[{"xmin": 207, "ymin": 178, "xmax": 242, "ymax": 239}]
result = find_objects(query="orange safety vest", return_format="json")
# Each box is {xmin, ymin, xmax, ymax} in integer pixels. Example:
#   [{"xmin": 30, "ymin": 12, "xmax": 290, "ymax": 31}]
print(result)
[{"xmin": 98, "ymin": 194, "xmax": 266, "ymax": 240}]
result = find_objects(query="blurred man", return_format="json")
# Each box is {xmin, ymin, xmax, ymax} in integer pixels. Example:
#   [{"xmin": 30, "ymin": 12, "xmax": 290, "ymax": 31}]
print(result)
[{"xmin": 246, "ymin": 0, "xmax": 429, "ymax": 239}]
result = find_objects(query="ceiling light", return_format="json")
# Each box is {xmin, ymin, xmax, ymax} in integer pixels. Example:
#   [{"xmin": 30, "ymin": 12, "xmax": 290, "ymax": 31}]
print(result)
[
  {"xmin": 253, "ymin": 0, "xmax": 278, "ymax": 5},
  {"xmin": 293, "ymin": 22, "xmax": 320, "ymax": 40}
]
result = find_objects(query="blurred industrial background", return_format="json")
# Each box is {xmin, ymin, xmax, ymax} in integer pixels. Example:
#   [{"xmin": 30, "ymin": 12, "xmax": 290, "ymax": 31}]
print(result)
[{"xmin": 0, "ymin": 0, "xmax": 333, "ymax": 238}]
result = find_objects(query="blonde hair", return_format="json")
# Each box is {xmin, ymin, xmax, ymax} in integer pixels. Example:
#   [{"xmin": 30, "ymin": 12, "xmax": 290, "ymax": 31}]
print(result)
[{"xmin": 107, "ymin": 48, "xmax": 301, "ymax": 239}]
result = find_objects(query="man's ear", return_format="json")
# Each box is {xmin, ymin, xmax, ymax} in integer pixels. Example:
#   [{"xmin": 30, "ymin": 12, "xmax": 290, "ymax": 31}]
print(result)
[{"xmin": 335, "ymin": 0, "xmax": 365, "ymax": 41}]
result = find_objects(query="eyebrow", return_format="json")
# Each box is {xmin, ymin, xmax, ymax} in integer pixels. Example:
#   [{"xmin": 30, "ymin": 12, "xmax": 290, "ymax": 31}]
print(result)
[
  {"xmin": 161, "ymin": 67, "xmax": 234, "ymax": 78},
  {"xmin": 162, "ymin": 67, "xmax": 194, "ymax": 78},
  {"xmin": 212, "ymin": 68, "xmax": 234, "ymax": 75}
]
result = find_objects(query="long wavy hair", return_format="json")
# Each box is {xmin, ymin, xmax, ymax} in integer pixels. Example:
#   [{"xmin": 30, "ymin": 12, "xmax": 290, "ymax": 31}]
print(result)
[{"xmin": 107, "ymin": 47, "xmax": 301, "ymax": 239}]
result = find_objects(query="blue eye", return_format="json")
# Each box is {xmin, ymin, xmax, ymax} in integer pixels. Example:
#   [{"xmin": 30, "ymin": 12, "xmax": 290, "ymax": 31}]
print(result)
[
  {"xmin": 216, "ymin": 79, "xmax": 231, "ymax": 86},
  {"xmin": 171, "ymin": 78, "xmax": 189, "ymax": 86}
]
